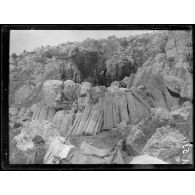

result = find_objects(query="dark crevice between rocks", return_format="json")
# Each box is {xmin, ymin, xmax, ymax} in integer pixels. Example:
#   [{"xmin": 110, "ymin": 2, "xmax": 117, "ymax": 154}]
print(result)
[{"xmin": 167, "ymin": 87, "xmax": 192, "ymax": 105}]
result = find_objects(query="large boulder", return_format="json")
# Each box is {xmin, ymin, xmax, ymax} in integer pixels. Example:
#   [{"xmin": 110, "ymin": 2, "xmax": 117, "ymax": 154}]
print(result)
[
  {"xmin": 90, "ymin": 86, "xmax": 104, "ymax": 104},
  {"xmin": 164, "ymin": 74, "xmax": 185, "ymax": 95},
  {"xmin": 9, "ymin": 107, "xmax": 18, "ymax": 116},
  {"xmin": 142, "ymin": 126, "xmax": 185, "ymax": 160},
  {"xmin": 125, "ymin": 113, "xmax": 174, "ymax": 154},
  {"xmin": 69, "ymin": 129, "xmax": 123, "ymax": 149},
  {"xmin": 42, "ymin": 80, "xmax": 63, "ymax": 108},
  {"xmin": 13, "ymin": 84, "xmax": 33, "ymax": 105},
  {"xmin": 80, "ymin": 82, "xmax": 91, "ymax": 96},
  {"xmin": 44, "ymin": 137, "xmax": 74, "ymax": 164},
  {"xmin": 63, "ymin": 80, "xmax": 80, "ymax": 101},
  {"xmin": 13, "ymin": 120, "xmax": 60, "ymax": 152}
]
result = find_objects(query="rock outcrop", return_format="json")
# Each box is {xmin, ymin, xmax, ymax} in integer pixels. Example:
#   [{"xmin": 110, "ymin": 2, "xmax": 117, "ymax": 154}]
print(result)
[{"xmin": 10, "ymin": 30, "xmax": 193, "ymax": 164}]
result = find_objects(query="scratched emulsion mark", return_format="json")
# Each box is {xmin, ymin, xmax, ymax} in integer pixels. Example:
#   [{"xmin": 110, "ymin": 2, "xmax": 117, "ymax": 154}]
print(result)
[
  {"xmin": 177, "ymin": 41, "xmax": 193, "ymax": 164},
  {"xmin": 186, "ymin": 42, "xmax": 193, "ymax": 74},
  {"xmin": 179, "ymin": 137, "xmax": 193, "ymax": 164}
]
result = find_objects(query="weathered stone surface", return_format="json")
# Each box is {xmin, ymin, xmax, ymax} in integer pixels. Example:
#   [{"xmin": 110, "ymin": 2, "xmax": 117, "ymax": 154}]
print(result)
[
  {"xmin": 78, "ymin": 96, "xmax": 91, "ymax": 109},
  {"xmin": 118, "ymin": 92, "xmax": 129, "ymax": 122},
  {"xmin": 120, "ymin": 76, "xmax": 129, "ymax": 88},
  {"xmin": 63, "ymin": 80, "xmax": 79, "ymax": 101},
  {"xmin": 170, "ymin": 106, "xmax": 190, "ymax": 121},
  {"xmin": 9, "ymin": 108, "xmax": 18, "ymax": 116},
  {"xmin": 52, "ymin": 110, "xmax": 67, "ymax": 129},
  {"xmin": 59, "ymin": 111, "xmax": 73, "ymax": 137},
  {"xmin": 71, "ymin": 112, "xmax": 83, "ymax": 136},
  {"xmin": 111, "ymin": 81, "xmax": 120, "ymax": 88},
  {"xmin": 14, "ymin": 120, "xmax": 60, "ymax": 152},
  {"xmin": 42, "ymin": 80, "xmax": 63, "ymax": 108},
  {"xmin": 180, "ymin": 80, "xmax": 193, "ymax": 99},
  {"xmin": 80, "ymin": 82, "xmax": 91, "ymax": 96},
  {"xmin": 13, "ymin": 84, "xmax": 33, "ymax": 105},
  {"xmin": 103, "ymin": 93, "xmax": 114, "ymax": 130},
  {"xmin": 126, "ymin": 121, "xmax": 146, "ymax": 154},
  {"xmin": 90, "ymin": 86, "xmax": 103, "ymax": 104},
  {"xmin": 46, "ymin": 107, "xmax": 56, "ymax": 122},
  {"xmin": 142, "ymin": 126, "xmax": 185, "ymax": 160},
  {"xmin": 9, "ymin": 30, "xmax": 193, "ymax": 164},
  {"xmin": 170, "ymin": 103, "xmax": 192, "ymax": 139},
  {"xmin": 75, "ymin": 105, "xmax": 93, "ymax": 135},
  {"xmin": 107, "ymin": 85, "xmax": 119, "ymax": 93},
  {"xmin": 84, "ymin": 102, "xmax": 104, "ymax": 136},
  {"xmin": 127, "ymin": 73, "xmax": 135, "ymax": 88},
  {"xmin": 126, "ymin": 92, "xmax": 139, "ymax": 122},
  {"xmin": 164, "ymin": 74, "xmax": 185, "ymax": 95},
  {"xmin": 125, "ymin": 114, "xmax": 175, "ymax": 154},
  {"xmin": 70, "ymin": 129, "xmax": 123, "ymax": 150},
  {"xmin": 151, "ymin": 107, "xmax": 173, "ymax": 121},
  {"xmin": 44, "ymin": 137, "xmax": 74, "ymax": 164},
  {"xmin": 38, "ymin": 105, "xmax": 49, "ymax": 121},
  {"xmin": 30, "ymin": 104, "xmax": 38, "ymax": 113},
  {"xmin": 9, "ymin": 30, "xmax": 192, "ymax": 108},
  {"xmin": 112, "ymin": 93, "xmax": 120, "ymax": 125},
  {"xmin": 34, "ymin": 104, "xmax": 42, "ymax": 120}
]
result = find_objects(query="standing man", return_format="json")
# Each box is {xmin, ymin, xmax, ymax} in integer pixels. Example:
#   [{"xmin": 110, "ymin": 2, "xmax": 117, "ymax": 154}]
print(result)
[{"xmin": 26, "ymin": 135, "xmax": 46, "ymax": 164}]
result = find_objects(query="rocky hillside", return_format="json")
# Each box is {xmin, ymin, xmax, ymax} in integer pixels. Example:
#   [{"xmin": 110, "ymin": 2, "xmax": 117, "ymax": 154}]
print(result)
[
  {"xmin": 9, "ymin": 30, "xmax": 192, "ymax": 108},
  {"xmin": 9, "ymin": 30, "xmax": 193, "ymax": 164}
]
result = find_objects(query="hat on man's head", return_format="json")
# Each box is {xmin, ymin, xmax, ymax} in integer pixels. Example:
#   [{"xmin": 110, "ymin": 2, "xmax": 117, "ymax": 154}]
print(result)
[{"xmin": 32, "ymin": 135, "xmax": 44, "ymax": 144}]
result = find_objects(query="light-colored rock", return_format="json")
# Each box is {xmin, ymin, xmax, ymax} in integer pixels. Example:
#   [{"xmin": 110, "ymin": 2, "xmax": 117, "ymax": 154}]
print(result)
[
  {"xmin": 120, "ymin": 76, "xmax": 129, "ymax": 87},
  {"xmin": 90, "ymin": 86, "xmax": 103, "ymax": 104},
  {"xmin": 30, "ymin": 104, "xmax": 38, "ymax": 113},
  {"xmin": 103, "ymin": 93, "xmax": 114, "ymax": 130},
  {"xmin": 9, "ymin": 108, "xmax": 18, "ymax": 116},
  {"xmin": 78, "ymin": 96, "xmax": 91, "ymax": 109},
  {"xmin": 130, "ymin": 155, "xmax": 168, "ymax": 164},
  {"xmin": 151, "ymin": 107, "xmax": 173, "ymax": 121},
  {"xmin": 170, "ymin": 106, "xmax": 190, "ymax": 120},
  {"xmin": 142, "ymin": 126, "xmax": 185, "ymax": 160},
  {"xmin": 107, "ymin": 85, "xmax": 119, "ymax": 93},
  {"xmin": 13, "ymin": 120, "xmax": 60, "ymax": 152},
  {"xmin": 44, "ymin": 137, "xmax": 74, "ymax": 164},
  {"xmin": 60, "ymin": 112, "xmax": 74, "ymax": 137},
  {"xmin": 180, "ymin": 82, "xmax": 193, "ymax": 99},
  {"xmin": 52, "ymin": 110, "xmax": 66, "ymax": 130},
  {"xmin": 111, "ymin": 81, "xmax": 120, "ymax": 88},
  {"xmin": 164, "ymin": 75, "xmax": 185, "ymax": 94},
  {"xmin": 38, "ymin": 105, "xmax": 49, "ymax": 121},
  {"xmin": 42, "ymin": 80, "xmax": 63, "ymax": 108},
  {"xmin": 80, "ymin": 82, "xmax": 91, "ymax": 96},
  {"xmin": 14, "ymin": 84, "xmax": 32, "ymax": 105},
  {"xmin": 165, "ymin": 38, "xmax": 175, "ymax": 51},
  {"xmin": 63, "ymin": 80, "xmax": 78, "ymax": 101},
  {"xmin": 46, "ymin": 107, "xmax": 56, "ymax": 122}
]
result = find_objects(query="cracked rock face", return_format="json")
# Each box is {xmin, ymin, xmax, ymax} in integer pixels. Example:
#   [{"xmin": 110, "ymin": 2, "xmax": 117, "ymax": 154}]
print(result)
[
  {"xmin": 142, "ymin": 126, "xmax": 185, "ymax": 160},
  {"xmin": 10, "ymin": 30, "xmax": 192, "ymax": 108},
  {"xmin": 10, "ymin": 30, "xmax": 193, "ymax": 164},
  {"xmin": 42, "ymin": 80, "xmax": 63, "ymax": 108}
]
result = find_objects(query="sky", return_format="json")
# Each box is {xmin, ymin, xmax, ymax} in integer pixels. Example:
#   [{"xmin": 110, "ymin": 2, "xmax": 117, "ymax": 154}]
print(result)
[{"xmin": 10, "ymin": 30, "xmax": 155, "ymax": 55}]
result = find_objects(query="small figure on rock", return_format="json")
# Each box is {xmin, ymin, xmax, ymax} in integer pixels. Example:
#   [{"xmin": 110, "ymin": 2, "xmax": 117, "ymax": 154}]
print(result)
[
  {"xmin": 26, "ymin": 135, "xmax": 46, "ymax": 164},
  {"xmin": 60, "ymin": 66, "xmax": 67, "ymax": 81}
]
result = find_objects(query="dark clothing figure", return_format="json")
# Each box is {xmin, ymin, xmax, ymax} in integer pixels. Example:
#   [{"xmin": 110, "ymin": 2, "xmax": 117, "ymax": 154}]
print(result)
[
  {"xmin": 26, "ymin": 135, "xmax": 46, "ymax": 164},
  {"xmin": 60, "ymin": 67, "xmax": 66, "ymax": 81}
]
